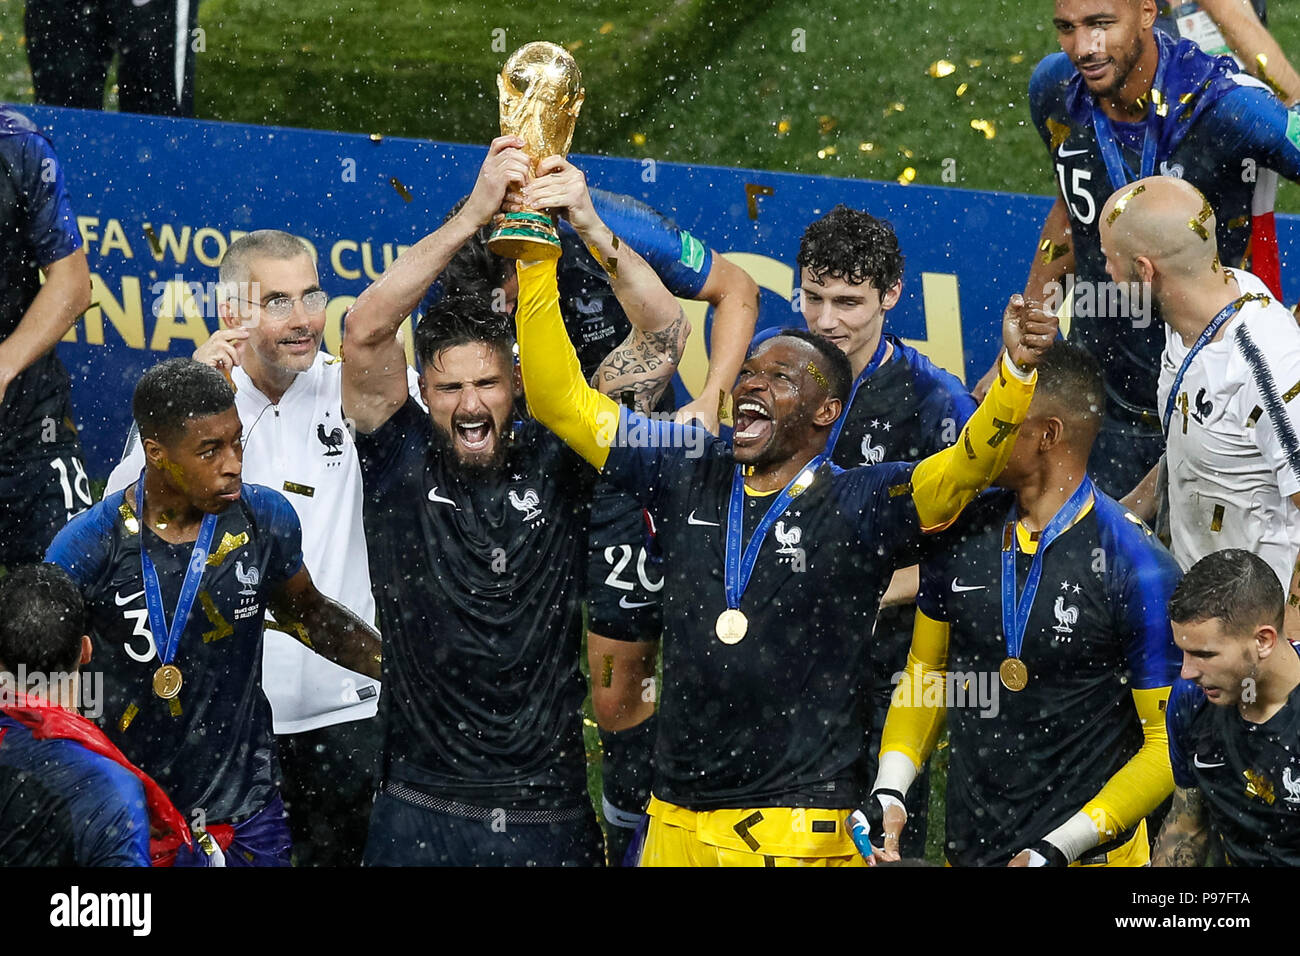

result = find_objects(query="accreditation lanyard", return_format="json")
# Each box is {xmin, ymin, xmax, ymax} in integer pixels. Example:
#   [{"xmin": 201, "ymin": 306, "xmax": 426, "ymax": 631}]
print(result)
[
  {"xmin": 1000, "ymin": 476, "xmax": 1094, "ymax": 661},
  {"xmin": 1161, "ymin": 294, "xmax": 1262, "ymax": 435},
  {"xmin": 824, "ymin": 334, "xmax": 891, "ymax": 455},
  {"xmin": 724, "ymin": 455, "xmax": 826, "ymax": 611},
  {"xmin": 1091, "ymin": 44, "xmax": 1171, "ymax": 191},
  {"xmin": 135, "ymin": 472, "xmax": 218, "ymax": 670}
]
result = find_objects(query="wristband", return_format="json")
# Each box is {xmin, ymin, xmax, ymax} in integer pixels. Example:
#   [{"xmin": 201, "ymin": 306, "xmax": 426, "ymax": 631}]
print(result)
[{"xmin": 1028, "ymin": 839, "xmax": 1068, "ymax": 867}]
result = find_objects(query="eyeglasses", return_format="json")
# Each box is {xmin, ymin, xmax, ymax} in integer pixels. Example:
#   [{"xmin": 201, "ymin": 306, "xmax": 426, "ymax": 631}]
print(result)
[{"xmin": 238, "ymin": 291, "xmax": 329, "ymax": 320}]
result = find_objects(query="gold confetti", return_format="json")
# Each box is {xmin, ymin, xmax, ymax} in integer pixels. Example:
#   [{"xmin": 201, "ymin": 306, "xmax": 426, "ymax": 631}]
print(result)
[
  {"xmin": 631, "ymin": 132, "xmax": 647, "ymax": 146},
  {"xmin": 970, "ymin": 118, "xmax": 996, "ymax": 139},
  {"xmin": 956, "ymin": 82, "xmax": 969, "ymax": 97},
  {"xmin": 889, "ymin": 102, "xmax": 906, "ymax": 112},
  {"xmin": 858, "ymin": 141, "xmax": 875, "ymax": 152},
  {"xmin": 599, "ymin": 21, "xmax": 614, "ymax": 34},
  {"xmin": 1226, "ymin": 215, "xmax": 1249, "ymax": 229},
  {"xmin": 966, "ymin": 58, "xmax": 983, "ymax": 68},
  {"xmin": 300, "ymin": 43, "xmax": 313, "ymax": 53},
  {"xmin": 777, "ymin": 118, "xmax": 791, "ymax": 135},
  {"xmin": 1009, "ymin": 53, "xmax": 1025, "ymax": 64},
  {"xmin": 928, "ymin": 59, "xmax": 956, "ymax": 78},
  {"xmin": 898, "ymin": 167, "xmax": 917, "ymax": 184},
  {"xmin": 143, "ymin": 224, "xmax": 161, "ymax": 257},
  {"xmin": 745, "ymin": 182, "xmax": 774, "ymax": 219},
  {"xmin": 899, "ymin": 146, "xmax": 914, "ymax": 159},
  {"xmin": 817, "ymin": 149, "xmax": 829, "ymax": 159},
  {"xmin": 566, "ymin": 40, "xmax": 584, "ymax": 51},
  {"xmin": 818, "ymin": 114, "xmax": 837, "ymax": 133},
  {"xmin": 1106, "ymin": 183, "xmax": 1146, "ymax": 225},
  {"xmin": 389, "ymin": 177, "xmax": 413, "ymax": 202},
  {"xmin": 369, "ymin": 133, "xmax": 383, "ymax": 143},
  {"xmin": 1047, "ymin": 118, "xmax": 1071, "ymax": 152}
]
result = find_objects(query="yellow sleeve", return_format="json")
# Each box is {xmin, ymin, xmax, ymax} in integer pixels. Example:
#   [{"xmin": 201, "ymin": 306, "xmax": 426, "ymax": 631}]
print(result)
[
  {"xmin": 1081, "ymin": 686, "xmax": 1175, "ymax": 842},
  {"xmin": 514, "ymin": 258, "xmax": 620, "ymax": 468},
  {"xmin": 879, "ymin": 608, "xmax": 951, "ymax": 771},
  {"xmin": 910, "ymin": 356, "xmax": 1036, "ymax": 533}
]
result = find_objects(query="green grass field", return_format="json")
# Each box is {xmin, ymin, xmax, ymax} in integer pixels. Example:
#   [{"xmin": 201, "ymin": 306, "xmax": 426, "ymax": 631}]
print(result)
[{"xmin": 8, "ymin": 0, "xmax": 1285, "ymax": 863}]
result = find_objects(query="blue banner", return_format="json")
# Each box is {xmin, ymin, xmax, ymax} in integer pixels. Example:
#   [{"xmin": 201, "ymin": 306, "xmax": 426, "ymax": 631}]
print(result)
[{"xmin": 24, "ymin": 105, "xmax": 1300, "ymax": 476}]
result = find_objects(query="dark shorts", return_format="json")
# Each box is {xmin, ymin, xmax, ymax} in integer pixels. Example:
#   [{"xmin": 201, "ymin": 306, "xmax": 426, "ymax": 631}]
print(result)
[
  {"xmin": 585, "ymin": 481, "xmax": 663, "ymax": 643},
  {"xmin": 0, "ymin": 446, "xmax": 93, "ymax": 566},
  {"xmin": 277, "ymin": 714, "xmax": 382, "ymax": 867},
  {"xmin": 363, "ymin": 784, "xmax": 605, "ymax": 867}
]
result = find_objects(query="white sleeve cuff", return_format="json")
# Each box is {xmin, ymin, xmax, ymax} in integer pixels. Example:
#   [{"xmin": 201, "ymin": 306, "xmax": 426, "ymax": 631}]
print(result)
[
  {"xmin": 1002, "ymin": 350, "xmax": 1035, "ymax": 383},
  {"xmin": 1042, "ymin": 810, "xmax": 1101, "ymax": 863},
  {"xmin": 873, "ymin": 749, "xmax": 920, "ymax": 797}
]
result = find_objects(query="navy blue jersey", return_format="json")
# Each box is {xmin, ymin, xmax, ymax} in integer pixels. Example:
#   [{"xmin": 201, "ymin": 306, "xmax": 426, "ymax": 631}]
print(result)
[
  {"xmin": 0, "ymin": 107, "xmax": 83, "ymax": 449},
  {"xmin": 918, "ymin": 487, "xmax": 1182, "ymax": 866},
  {"xmin": 356, "ymin": 398, "xmax": 599, "ymax": 809},
  {"xmin": 829, "ymin": 335, "xmax": 976, "ymax": 470},
  {"xmin": 45, "ymin": 484, "xmax": 304, "ymax": 822},
  {"xmin": 0, "ymin": 716, "xmax": 149, "ymax": 866},
  {"xmin": 602, "ymin": 410, "xmax": 922, "ymax": 810},
  {"xmin": 1029, "ymin": 30, "xmax": 1300, "ymax": 419},
  {"xmin": 1167, "ymin": 656, "xmax": 1300, "ymax": 866}
]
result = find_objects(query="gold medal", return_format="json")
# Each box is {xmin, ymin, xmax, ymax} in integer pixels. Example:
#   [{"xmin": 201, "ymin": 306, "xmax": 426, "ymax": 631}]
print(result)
[
  {"xmin": 153, "ymin": 664, "xmax": 183, "ymax": 700},
  {"xmin": 715, "ymin": 609, "xmax": 748, "ymax": 644},
  {"xmin": 999, "ymin": 657, "xmax": 1029, "ymax": 692}
]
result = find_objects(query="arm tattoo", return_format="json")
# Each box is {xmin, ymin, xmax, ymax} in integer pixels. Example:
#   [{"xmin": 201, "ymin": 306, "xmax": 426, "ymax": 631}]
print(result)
[
  {"xmin": 1152, "ymin": 786, "xmax": 1211, "ymax": 867},
  {"xmin": 592, "ymin": 306, "xmax": 690, "ymax": 412}
]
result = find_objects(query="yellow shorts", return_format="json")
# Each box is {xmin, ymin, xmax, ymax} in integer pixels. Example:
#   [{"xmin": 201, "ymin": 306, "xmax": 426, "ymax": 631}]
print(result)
[
  {"xmin": 1074, "ymin": 820, "xmax": 1150, "ymax": 868},
  {"xmin": 638, "ymin": 795, "xmax": 868, "ymax": 867}
]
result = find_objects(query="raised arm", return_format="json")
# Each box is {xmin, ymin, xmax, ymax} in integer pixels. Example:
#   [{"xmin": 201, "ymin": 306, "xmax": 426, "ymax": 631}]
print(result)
[
  {"xmin": 523, "ymin": 157, "xmax": 690, "ymax": 413},
  {"xmin": 974, "ymin": 194, "xmax": 1072, "ymax": 400},
  {"xmin": 676, "ymin": 256, "xmax": 760, "ymax": 432},
  {"xmin": 909, "ymin": 296, "xmax": 1056, "ymax": 533},
  {"xmin": 0, "ymin": 248, "xmax": 90, "ymax": 405},
  {"xmin": 268, "ymin": 566, "xmax": 382, "ymax": 681},
  {"xmin": 342, "ymin": 136, "xmax": 533, "ymax": 433},
  {"xmin": 1202, "ymin": 0, "xmax": 1300, "ymax": 105},
  {"xmin": 514, "ymin": 257, "xmax": 621, "ymax": 468}
]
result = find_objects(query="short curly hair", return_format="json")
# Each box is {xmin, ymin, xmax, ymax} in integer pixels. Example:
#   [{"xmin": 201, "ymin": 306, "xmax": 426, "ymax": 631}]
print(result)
[{"xmin": 797, "ymin": 204, "xmax": 904, "ymax": 295}]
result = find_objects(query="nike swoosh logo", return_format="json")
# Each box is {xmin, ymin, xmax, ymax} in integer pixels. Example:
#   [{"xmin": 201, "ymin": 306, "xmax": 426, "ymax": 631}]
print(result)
[
  {"xmin": 618, "ymin": 596, "xmax": 656, "ymax": 609},
  {"xmin": 1058, "ymin": 145, "xmax": 1088, "ymax": 158},
  {"xmin": 687, "ymin": 510, "xmax": 720, "ymax": 527},
  {"xmin": 115, "ymin": 589, "xmax": 145, "ymax": 606},
  {"xmin": 1193, "ymin": 755, "xmax": 1226, "ymax": 769},
  {"xmin": 951, "ymin": 579, "xmax": 986, "ymax": 593},
  {"xmin": 427, "ymin": 487, "xmax": 459, "ymax": 509}
]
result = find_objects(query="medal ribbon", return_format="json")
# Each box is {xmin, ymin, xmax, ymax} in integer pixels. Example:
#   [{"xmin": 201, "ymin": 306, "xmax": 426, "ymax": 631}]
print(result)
[
  {"xmin": 135, "ymin": 471, "xmax": 219, "ymax": 670},
  {"xmin": 824, "ymin": 334, "xmax": 891, "ymax": 454},
  {"xmin": 1161, "ymin": 293, "xmax": 1267, "ymax": 435},
  {"xmin": 724, "ymin": 454, "xmax": 827, "ymax": 611},
  {"xmin": 1000, "ymin": 476, "xmax": 1095, "ymax": 662},
  {"xmin": 1091, "ymin": 42, "xmax": 1172, "ymax": 191}
]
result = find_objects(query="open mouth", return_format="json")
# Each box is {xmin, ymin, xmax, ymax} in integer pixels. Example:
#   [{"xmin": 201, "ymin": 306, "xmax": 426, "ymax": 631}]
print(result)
[
  {"xmin": 733, "ymin": 398, "xmax": 774, "ymax": 446},
  {"xmin": 454, "ymin": 420, "xmax": 493, "ymax": 452},
  {"xmin": 279, "ymin": 333, "xmax": 317, "ymax": 353},
  {"xmin": 217, "ymin": 481, "xmax": 242, "ymax": 502}
]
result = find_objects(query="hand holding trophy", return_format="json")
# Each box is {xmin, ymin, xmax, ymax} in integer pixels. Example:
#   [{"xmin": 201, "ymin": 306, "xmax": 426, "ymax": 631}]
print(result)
[{"xmin": 487, "ymin": 41, "xmax": 585, "ymax": 260}]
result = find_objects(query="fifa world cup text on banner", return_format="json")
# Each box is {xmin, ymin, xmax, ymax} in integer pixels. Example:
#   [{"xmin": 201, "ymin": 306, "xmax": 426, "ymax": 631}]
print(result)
[{"xmin": 26, "ymin": 105, "xmax": 1300, "ymax": 476}]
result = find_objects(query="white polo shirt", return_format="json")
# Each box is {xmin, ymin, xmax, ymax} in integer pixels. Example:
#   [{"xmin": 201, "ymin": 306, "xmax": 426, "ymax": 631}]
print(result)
[
  {"xmin": 106, "ymin": 352, "xmax": 422, "ymax": 733},
  {"xmin": 1157, "ymin": 269, "xmax": 1300, "ymax": 588}
]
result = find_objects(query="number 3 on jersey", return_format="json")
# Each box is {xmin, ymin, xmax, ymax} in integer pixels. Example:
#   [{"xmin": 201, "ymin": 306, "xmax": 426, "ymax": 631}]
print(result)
[{"xmin": 1057, "ymin": 163, "xmax": 1096, "ymax": 225}]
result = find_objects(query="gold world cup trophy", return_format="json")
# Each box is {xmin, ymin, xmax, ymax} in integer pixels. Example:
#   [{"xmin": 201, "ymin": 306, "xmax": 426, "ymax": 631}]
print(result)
[{"xmin": 487, "ymin": 41, "xmax": 585, "ymax": 260}]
